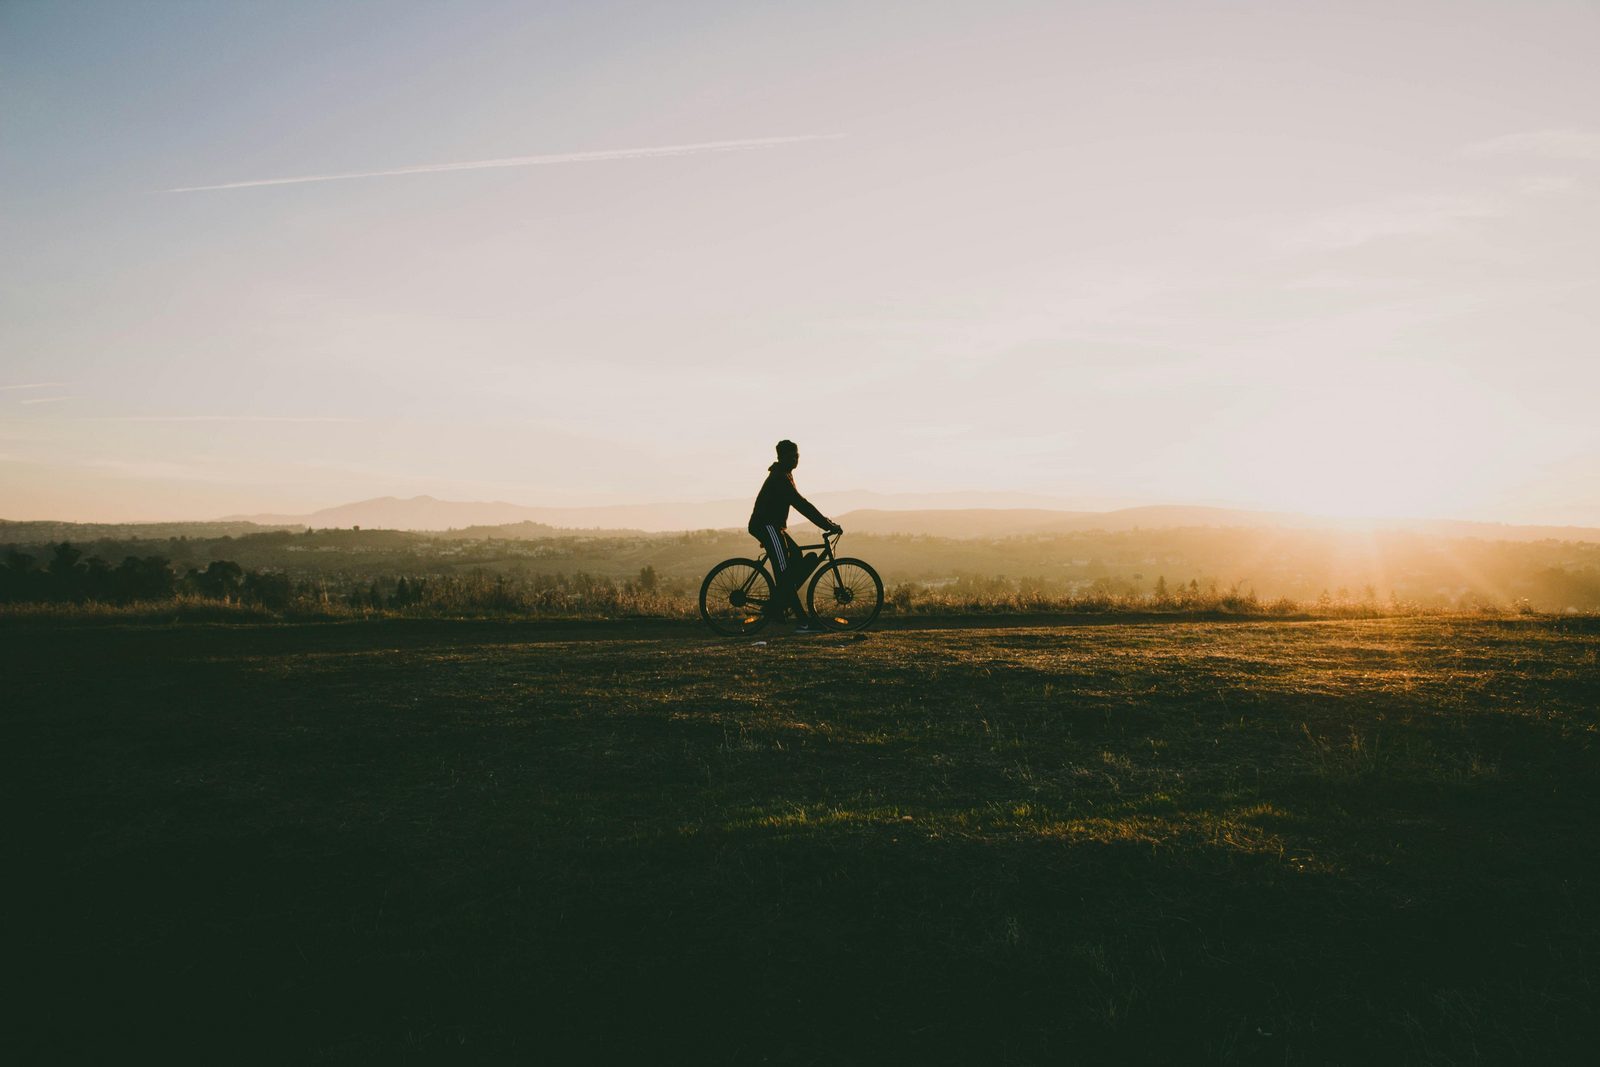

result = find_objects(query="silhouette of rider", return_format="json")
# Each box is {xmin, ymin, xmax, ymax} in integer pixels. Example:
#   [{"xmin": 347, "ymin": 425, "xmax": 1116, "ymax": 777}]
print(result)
[{"xmin": 748, "ymin": 440, "xmax": 840, "ymax": 630}]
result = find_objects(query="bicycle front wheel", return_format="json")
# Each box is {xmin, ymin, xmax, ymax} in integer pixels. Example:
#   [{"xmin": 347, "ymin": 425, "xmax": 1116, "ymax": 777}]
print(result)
[
  {"xmin": 807, "ymin": 558, "xmax": 884, "ymax": 632},
  {"xmin": 699, "ymin": 558, "xmax": 775, "ymax": 636}
]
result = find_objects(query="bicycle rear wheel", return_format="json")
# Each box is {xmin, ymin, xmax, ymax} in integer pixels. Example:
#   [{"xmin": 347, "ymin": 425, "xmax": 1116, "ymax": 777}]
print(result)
[
  {"xmin": 807, "ymin": 558, "xmax": 884, "ymax": 632},
  {"xmin": 699, "ymin": 558, "xmax": 775, "ymax": 636}
]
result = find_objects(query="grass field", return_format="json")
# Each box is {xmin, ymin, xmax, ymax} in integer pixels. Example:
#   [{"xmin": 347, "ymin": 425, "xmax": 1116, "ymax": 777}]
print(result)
[{"xmin": 7, "ymin": 615, "xmax": 1598, "ymax": 1063}]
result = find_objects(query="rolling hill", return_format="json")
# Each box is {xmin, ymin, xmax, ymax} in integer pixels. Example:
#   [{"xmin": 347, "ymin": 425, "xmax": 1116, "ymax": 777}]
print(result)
[{"xmin": 212, "ymin": 494, "xmax": 1600, "ymax": 543}]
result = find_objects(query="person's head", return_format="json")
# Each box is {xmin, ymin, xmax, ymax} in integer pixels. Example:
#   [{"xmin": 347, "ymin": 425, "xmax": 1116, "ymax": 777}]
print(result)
[{"xmin": 775, "ymin": 439, "xmax": 799, "ymax": 470}]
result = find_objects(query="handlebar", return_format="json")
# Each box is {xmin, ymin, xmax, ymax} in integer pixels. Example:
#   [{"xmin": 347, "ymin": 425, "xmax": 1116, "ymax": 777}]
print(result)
[{"xmin": 796, "ymin": 527, "xmax": 842, "ymax": 552}]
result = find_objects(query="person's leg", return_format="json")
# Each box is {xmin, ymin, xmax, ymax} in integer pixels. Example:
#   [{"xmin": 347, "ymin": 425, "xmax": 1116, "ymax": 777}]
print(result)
[
  {"xmin": 780, "ymin": 531, "xmax": 806, "ymax": 618},
  {"xmin": 760, "ymin": 524, "xmax": 795, "ymax": 617}
]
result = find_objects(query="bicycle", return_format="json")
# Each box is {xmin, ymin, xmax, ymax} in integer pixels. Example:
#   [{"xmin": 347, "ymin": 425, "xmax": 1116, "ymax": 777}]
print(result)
[{"xmin": 699, "ymin": 529, "xmax": 884, "ymax": 636}]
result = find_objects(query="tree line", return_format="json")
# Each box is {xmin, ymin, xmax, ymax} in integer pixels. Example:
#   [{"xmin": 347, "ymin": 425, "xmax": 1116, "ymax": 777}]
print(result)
[
  {"xmin": 0, "ymin": 543, "xmax": 294, "ymax": 609},
  {"xmin": 0, "ymin": 543, "xmax": 666, "ymax": 615}
]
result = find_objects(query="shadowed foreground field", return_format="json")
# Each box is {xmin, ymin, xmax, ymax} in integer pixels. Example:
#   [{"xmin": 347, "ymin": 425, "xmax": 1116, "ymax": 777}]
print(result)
[{"xmin": 7, "ymin": 616, "xmax": 1598, "ymax": 1063}]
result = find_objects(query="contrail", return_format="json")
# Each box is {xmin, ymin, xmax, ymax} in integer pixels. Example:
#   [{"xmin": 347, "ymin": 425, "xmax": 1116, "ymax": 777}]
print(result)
[
  {"xmin": 80, "ymin": 415, "xmax": 361, "ymax": 423},
  {"xmin": 168, "ymin": 134, "xmax": 843, "ymax": 192}
]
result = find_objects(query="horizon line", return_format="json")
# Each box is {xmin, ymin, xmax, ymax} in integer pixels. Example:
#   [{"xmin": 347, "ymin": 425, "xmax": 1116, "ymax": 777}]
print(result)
[{"xmin": 3, "ymin": 503, "xmax": 1596, "ymax": 533}]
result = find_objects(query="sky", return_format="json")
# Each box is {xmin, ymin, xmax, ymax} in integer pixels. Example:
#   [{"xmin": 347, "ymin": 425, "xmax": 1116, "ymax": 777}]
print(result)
[{"xmin": 3, "ymin": 0, "xmax": 1598, "ymax": 525}]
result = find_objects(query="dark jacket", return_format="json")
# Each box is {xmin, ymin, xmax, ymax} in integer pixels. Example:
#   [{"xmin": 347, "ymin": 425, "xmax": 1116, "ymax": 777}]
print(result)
[{"xmin": 749, "ymin": 463, "xmax": 831, "ymax": 535}]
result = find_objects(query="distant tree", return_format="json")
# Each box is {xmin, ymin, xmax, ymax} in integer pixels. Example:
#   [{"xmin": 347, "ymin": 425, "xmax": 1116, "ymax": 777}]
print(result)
[
  {"xmin": 113, "ymin": 556, "xmax": 175, "ymax": 603},
  {"xmin": 189, "ymin": 560, "xmax": 245, "ymax": 600},
  {"xmin": 84, "ymin": 557, "xmax": 114, "ymax": 599},
  {"xmin": 0, "ymin": 549, "xmax": 41, "ymax": 602},
  {"xmin": 638, "ymin": 565, "xmax": 659, "ymax": 593},
  {"xmin": 39, "ymin": 542, "xmax": 88, "ymax": 600},
  {"xmin": 1154, "ymin": 575, "xmax": 1169, "ymax": 602},
  {"xmin": 242, "ymin": 570, "xmax": 292, "ymax": 611},
  {"xmin": 48, "ymin": 542, "xmax": 83, "ymax": 577}
]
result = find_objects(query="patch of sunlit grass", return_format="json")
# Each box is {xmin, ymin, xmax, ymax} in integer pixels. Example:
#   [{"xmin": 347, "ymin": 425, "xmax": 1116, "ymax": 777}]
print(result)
[{"xmin": 11, "ymin": 614, "xmax": 1597, "ymax": 1061}]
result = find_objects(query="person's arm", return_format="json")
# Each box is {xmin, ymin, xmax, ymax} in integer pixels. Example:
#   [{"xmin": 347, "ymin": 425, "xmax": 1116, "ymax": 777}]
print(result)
[{"xmin": 787, "ymin": 475, "xmax": 838, "ymax": 531}]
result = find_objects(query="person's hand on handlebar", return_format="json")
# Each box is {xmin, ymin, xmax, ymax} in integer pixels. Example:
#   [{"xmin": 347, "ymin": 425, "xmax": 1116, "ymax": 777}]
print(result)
[{"xmin": 825, "ymin": 521, "xmax": 843, "ymax": 535}]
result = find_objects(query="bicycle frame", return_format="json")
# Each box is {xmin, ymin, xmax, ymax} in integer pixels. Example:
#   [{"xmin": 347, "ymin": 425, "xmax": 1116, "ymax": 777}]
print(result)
[{"xmin": 741, "ymin": 529, "xmax": 842, "ymax": 600}]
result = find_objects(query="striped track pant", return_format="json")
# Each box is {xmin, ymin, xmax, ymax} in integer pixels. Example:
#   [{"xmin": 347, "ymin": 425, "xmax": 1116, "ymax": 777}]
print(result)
[
  {"xmin": 757, "ymin": 524, "xmax": 805, "ymax": 614},
  {"xmin": 759, "ymin": 524, "xmax": 796, "ymax": 579}
]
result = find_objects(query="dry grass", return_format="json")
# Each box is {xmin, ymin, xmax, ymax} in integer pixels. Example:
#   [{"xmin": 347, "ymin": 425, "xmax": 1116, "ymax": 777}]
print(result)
[
  {"xmin": 6, "ymin": 615, "xmax": 1598, "ymax": 1062},
  {"xmin": 0, "ymin": 584, "xmax": 1530, "ymax": 623}
]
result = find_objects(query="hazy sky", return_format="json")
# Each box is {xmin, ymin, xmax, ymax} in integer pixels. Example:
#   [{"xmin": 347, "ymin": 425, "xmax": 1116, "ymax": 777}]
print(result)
[{"xmin": 4, "ymin": 0, "xmax": 1598, "ymax": 524}]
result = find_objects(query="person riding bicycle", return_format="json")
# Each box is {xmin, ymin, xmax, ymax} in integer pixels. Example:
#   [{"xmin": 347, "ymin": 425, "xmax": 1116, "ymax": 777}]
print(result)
[{"xmin": 749, "ymin": 439, "xmax": 841, "ymax": 629}]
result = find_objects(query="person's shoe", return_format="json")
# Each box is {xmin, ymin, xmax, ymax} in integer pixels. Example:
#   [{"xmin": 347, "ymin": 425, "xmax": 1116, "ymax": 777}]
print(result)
[{"xmin": 792, "ymin": 621, "xmax": 819, "ymax": 634}]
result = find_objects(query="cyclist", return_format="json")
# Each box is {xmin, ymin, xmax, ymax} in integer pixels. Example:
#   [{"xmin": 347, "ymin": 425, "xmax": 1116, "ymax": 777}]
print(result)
[{"xmin": 748, "ymin": 439, "xmax": 841, "ymax": 629}]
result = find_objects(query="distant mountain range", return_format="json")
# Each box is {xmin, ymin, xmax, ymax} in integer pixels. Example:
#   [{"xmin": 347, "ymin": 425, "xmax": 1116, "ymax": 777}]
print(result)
[
  {"xmin": 220, "ymin": 491, "xmax": 1092, "ymax": 533},
  {"xmin": 214, "ymin": 494, "xmax": 1600, "ymax": 543}
]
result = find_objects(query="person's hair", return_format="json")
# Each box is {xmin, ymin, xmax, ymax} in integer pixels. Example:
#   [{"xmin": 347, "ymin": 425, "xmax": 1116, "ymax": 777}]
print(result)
[{"xmin": 776, "ymin": 439, "xmax": 798, "ymax": 456}]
